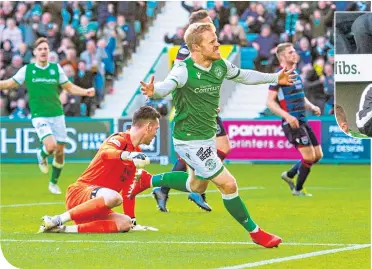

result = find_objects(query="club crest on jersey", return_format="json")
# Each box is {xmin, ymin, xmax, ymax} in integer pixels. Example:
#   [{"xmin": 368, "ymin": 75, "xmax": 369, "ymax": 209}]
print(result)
[
  {"xmin": 109, "ymin": 137, "xmax": 121, "ymax": 147},
  {"xmin": 214, "ymin": 66, "xmax": 224, "ymax": 79},
  {"xmin": 205, "ymin": 159, "xmax": 217, "ymax": 171},
  {"xmin": 49, "ymin": 69, "xmax": 56, "ymax": 75},
  {"xmin": 32, "ymin": 70, "xmax": 36, "ymax": 74},
  {"xmin": 300, "ymin": 136, "xmax": 309, "ymax": 145}
]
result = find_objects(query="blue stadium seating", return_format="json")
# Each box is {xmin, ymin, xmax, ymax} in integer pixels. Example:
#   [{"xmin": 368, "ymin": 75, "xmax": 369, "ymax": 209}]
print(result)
[{"xmin": 241, "ymin": 47, "xmax": 258, "ymax": 69}]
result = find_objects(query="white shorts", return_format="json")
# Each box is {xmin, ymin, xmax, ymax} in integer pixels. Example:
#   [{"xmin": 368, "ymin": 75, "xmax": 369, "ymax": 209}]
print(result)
[
  {"xmin": 173, "ymin": 136, "xmax": 224, "ymax": 180},
  {"xmin": 31, "ymin": 115, "xmax": 68, "ymax": 143}
]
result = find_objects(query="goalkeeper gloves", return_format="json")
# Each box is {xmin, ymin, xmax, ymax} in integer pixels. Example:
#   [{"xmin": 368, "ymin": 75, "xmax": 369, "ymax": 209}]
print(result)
[{"xmin": 120, "ymin": 151, "xmax": 150, "ymax": 168}]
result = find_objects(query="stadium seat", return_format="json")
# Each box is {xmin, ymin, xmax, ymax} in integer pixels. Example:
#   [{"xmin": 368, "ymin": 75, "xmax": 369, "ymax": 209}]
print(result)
[
  {"xmin": 241, "ymin": 47, "xmax": 258, "ymax": 69},
  {"xmin": 207, "ymin": 1, "xmax": 215, "ymax": 9},
  {"xmin": 246, "ymin": 33, "xmax": 258, "ymax": 42}
]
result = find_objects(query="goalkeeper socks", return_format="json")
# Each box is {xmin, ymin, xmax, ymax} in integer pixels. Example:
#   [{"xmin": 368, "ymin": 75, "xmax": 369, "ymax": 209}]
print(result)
[
  {"xmin": 287, "ymin": 161, "xmax": 301, "ymax": 178},
  {"xmin": 222, "ymin": 192, "xmax": 257, "ymax": 232},
  {"xmin": 152, "ymin": 171, "xmax": 190, "ymax": 192},
  {"xmin": 122, "ymin": 177, "xmax": 136, "ymax": 218},
  {"xmin": 69, "ymin": 197, "xmax": 111, "ymax": 221},
  {"xmin": 295, "ymin": 160, "xmax": 313, "ymax": 191},
  {"xmin": 50, "ymin": 159, "xmax": 64, "ymax": 184},
  {"xmin": 161, "ymin": 159, "xmax": 188, "ymax": 195},
  {"xmin": 78, "ymin": 220, "xmax": 118, "ymax": 233}
]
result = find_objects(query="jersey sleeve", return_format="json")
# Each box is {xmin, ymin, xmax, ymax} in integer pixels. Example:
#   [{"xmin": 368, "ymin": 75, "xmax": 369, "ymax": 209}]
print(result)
[
  {"xmin": 106, "ymin": 134, "xmax": 128, "ymax": 150},
  {"xmin": 153, "ymin": 62, "xmax": 188, "ymax": 98},
  {"xmin": 176, "ymin": 44, "xmax": 190, "ymax": 61},
  {"xmin": 223, "ymin": 59, "xmax": 241, "ymax": 80},
  {"xmin": 57, "ymin": 64, "xmax": 69, "ymax": 85},
  {"xmin": 12, "ymin": 65, "xmax": 27, "ymax": 85}
]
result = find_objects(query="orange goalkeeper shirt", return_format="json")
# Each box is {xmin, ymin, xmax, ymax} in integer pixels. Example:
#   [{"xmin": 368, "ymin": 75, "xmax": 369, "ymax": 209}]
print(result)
[{"xmin": 76, "ymin": 131, "xmax": 141, "ymax": 192}]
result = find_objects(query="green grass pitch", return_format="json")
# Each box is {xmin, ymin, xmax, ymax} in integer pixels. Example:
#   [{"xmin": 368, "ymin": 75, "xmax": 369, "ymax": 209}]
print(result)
[{"xmin": 0, "ymin": 163, "xmax": 370, "ymax": 269}]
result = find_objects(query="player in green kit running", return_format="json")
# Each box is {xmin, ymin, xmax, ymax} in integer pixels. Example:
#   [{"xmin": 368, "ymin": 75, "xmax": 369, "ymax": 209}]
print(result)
[
  {"xmin": 128, "ymin": 23, "xmax": 296, "ymax": 248},
  {"xmin": 0, "ymin": 37, "xmax": 95, "ymax": 195}
]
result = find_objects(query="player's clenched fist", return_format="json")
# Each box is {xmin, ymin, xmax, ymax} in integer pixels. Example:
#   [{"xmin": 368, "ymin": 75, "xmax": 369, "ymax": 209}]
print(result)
[{"xmin": 120, "ymin": 151, "xmax": 150, "ymax": 168}]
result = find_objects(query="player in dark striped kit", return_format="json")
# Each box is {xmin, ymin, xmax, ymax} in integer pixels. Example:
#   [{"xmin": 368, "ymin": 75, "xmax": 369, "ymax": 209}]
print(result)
[{"xmin": 266, "ymin": 43, "xmax": 323, "ymax": 196}]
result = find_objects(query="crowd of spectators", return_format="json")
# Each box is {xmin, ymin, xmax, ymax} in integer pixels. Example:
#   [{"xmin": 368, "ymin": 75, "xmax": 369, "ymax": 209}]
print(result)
[
  {"xmin": 165, "ymin": 1, "xmax": 370, "ymax": 116},
  {"xmin": 0, "ymin": 1, "xmax": 164, "ymax": 118}
]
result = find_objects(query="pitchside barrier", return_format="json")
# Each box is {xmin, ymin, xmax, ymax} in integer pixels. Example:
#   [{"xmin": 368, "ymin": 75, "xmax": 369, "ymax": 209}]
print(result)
[{"xmin": 0, "ymin": 117, "xmax": 370, "ymax": 164}]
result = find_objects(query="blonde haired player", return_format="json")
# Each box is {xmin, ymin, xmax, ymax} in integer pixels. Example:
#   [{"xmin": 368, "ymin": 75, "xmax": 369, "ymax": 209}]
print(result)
[
  {"xmin": 130, "ymin": 23, "xmax": 296, "ymax": 248},
  {"xmin": 0, "ymin": 37, "xmax": 95, "ymax": 194}
]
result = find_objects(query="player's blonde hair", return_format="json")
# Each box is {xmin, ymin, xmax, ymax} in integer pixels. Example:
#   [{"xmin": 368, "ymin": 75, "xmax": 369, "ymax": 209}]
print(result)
[
  {"xmin": 335, "ymin": 104, "xmax": 347, "ymax": 124},
  {"xmin": 184, "ymin": 23, "xmax": 216, "ymax": 52},
  {"xmin": 33, "ymin": 37, "xmax": 49, "ymax": 50},
  {"xmin": 276, "ymin": 42, "xmax": 293, "ymax": 59}
]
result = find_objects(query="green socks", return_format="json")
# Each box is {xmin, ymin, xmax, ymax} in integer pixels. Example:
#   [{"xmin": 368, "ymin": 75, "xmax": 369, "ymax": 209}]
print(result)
[
  {"xmin": 223, "ymin": 194, "xmax": 257, "ymax": 232},
  {"xmin": 40, "ymin": 145, "xmax": 50, "ymax": 159},
  {"xmin": 151, "ymin": 171, "xmax": 190, "ymax": 192},
  {"xmin": 50, "ymin": 159, "xmax": 64, "ymax": 184}
]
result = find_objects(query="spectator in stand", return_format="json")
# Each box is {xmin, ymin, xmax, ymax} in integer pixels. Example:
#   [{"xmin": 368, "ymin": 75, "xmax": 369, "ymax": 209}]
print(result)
[
  {"xmin": 249, "ymin": 3, "xmax": 274, "ymax": 33},
  {"xmin": 46, "ymin": 23, "xmax": 60, "ymax": 51},
  {"xmin": 1, "ymin": 1, "xmax": 14, "ymax": 20},
  {"xmin": 60, "ymin": 64, "xmax": 81, "ymax": 116},
  {"xmin": 60, "ymin": 47, "xmax": 79, "ymax": 73},
  {"xmin": 303, "ymin": 62, "xmax": 326, "ymax": 115},
  {"xmin": 57, "ymin": 38, "xmax": 73, "ymax": 61},
  {"xmin": 219, "ymin": 24, "xmax": 239, "ymax": 45},
  {"xmin": 164, "ymin": 27, "xmax": 185, "ymax": 45},
  {"xmin": 240, "ymin": 2, "xmax": 257, "ymax": 22},
  {"xmin": 48, "ymin": 51, "xmax": 59, "ymax": 64},
  {"xmin": 252, "ymin": 25, "xmax": 279, "ymax": 72},
  {"xmin": 1, "ymin": 18, "xmax": 23, "ymax": 49},
  {"xmin": 77, "ymin": 15, "xmax": 97, "ymax": 42},
  {"xmin": 136, "ymin": 1, "xmax": 148, "ymax": 33},
  {"xmin": 312, "ymin": 36, "xmax": 329, "ymax": 62},
  {"xmin": 317, "ymin": 1, "xmax": 336, "ymax": 30},
  {"xmin": 272, "ymin": 1, "xmax": 286, "ymax": 35},
  {"xmin": 297, "ymin": 37, "xmax": 312, "ymax": 70},
  {"xmin": 1, "ymin": 40, "xmax": 14, "ymax": 66},
  {"xmin": 214, "ymin": 1, "xmax": 230, "ymax": 30},
  {"xmin": 208, "ymin": 9, "xmax": 220, "ymax": 34},
  {"xmin": 63, "ymin": 25, "xmax": 85, "ymax": 55},
  {"xmin": 117, "ymin": 15, "xmax": 134, "ymax": 62},
  {"xmin": 80, "ymin": 39, "xmax": 107, "ymax": 107},
  {"xmin": 9, "ymin": 98, "xmax": 29, "ymax": 119},
  {"xmin": 0, "ymin": 96, "xmax": 9, "ymax": 116},
  {"xmin": 15, "ymin": 43, "xmax": 32, "ymax": 64},
  {"xmin": 4, "ymin": 55, "xmax": 23, "ymax": 79},
  {"xmin": 75, "ymin": 60, "xmax": 96, "ymax": 116},
  {"xmin": 229, "ymin": 15, "xmax": 248, "ymax": 47},
  {"xmin": 323, "ymin": 62, "xmax": 334, "ymax": 115},
  {"xmin": 0, "ymin": 18, "xmax": 5, "ymax": 40},
  {"xmin": 181, "ymin": 1, "xmax": 203, "ymax": 14},
  {"xmin": 37, "ymin": 12, "xmax": 52, "ymax": 37}
]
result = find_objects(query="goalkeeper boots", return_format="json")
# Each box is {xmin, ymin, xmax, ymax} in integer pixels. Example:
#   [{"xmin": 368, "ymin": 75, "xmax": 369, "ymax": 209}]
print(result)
[{"xmin": 250, "ymin": 228, "xmax": 282, "ymax": 248}]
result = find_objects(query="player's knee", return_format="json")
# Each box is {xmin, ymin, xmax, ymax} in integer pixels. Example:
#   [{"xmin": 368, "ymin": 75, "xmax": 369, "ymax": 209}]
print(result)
[
  {"xmin": 45, "ymin": 142, "xmax": 57, "ymax": 153},
  {"xmin": 105, "ymin": 193, "xmax": 123, "ymax": 208},
  {"xmin": 116, "ymin": 216, "xmax": 132, "ymax": 232},
  {"xmin": 315, "ymin": 151, "xmax": 323, "ymax": 162},
  {"xmin": 221, "ymin": 180, "xmax": 237, "ymax": 194},
  {"xmin": 303, "ymin": 155, "xmax": 316, "ymax": 164}
]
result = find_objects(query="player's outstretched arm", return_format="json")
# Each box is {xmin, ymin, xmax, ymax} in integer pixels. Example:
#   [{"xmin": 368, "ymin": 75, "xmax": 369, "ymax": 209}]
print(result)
[
  {"xmin": 140, "ymin": 62, "xmax": 188, "ymax": 99},
  {"xmin": 61, "ymin": 81, "xmax": 95, "ymax": 97},
  {"xmin": 0, "ymin": 78, "xmax": 19, "ymax": 90},
  {"xmin": 304, "ymin": 97, "xmax": 321, "ymax": 115},
  {"xmin": 266, "ymin": 90, "xmax": 299, "ymax": 128},
  {"xmin": 224, "ymin": 59, "xmax": 296, "ymax": 86}
]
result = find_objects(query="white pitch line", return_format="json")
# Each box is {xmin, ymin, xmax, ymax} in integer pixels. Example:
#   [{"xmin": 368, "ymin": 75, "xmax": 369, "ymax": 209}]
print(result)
[
  {"xmin": 214, "ymin": 244, "xmax": 371, "ymax": 269},
  {"xmin": 0, "ymin": 239, "xmax": 368, "ymax": 247},
  {"xmin": 0, "ymin": 186, "xmax": 264, "ymax": 208}
]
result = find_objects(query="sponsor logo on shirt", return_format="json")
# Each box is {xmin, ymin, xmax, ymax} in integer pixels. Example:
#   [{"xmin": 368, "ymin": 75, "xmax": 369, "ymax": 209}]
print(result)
[
  {"xmin": 193, "ymin": 85, "xmax": 221, "ymax": 94},
  {"xmin": 32, "ymin": 78, "xmax": 58, "ymax": 84},
  {"xmin": 197, "ymin": 72, "xmax": 201, "ymax": 80},
  {"xmin": 109, "ymin": 137, "xmax": 121, "ymax": 147}
]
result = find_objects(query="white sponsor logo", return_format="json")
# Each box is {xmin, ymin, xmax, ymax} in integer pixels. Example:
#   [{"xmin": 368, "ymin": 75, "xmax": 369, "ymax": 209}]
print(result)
[
  {"xmin": 50, "ymin": 69, "xmax": 56, "ymax": 75},
  {"xmin": 228, "ymin": 124, "xmax": 285, "ymax": 138},
  {"xmin": 109, "ymin": 137, "xmax": 121, "ymax": 147},
  {"xmin": 32, "ymin": 78, "xmax": 58, "ymax": 84},
  {"xmin": 197, "ymin": 72, "xmax": 201, "ymax": 80},
  {"xmin": 193, "ymin": 85, "xmax": 221, "ymax": 94}
]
